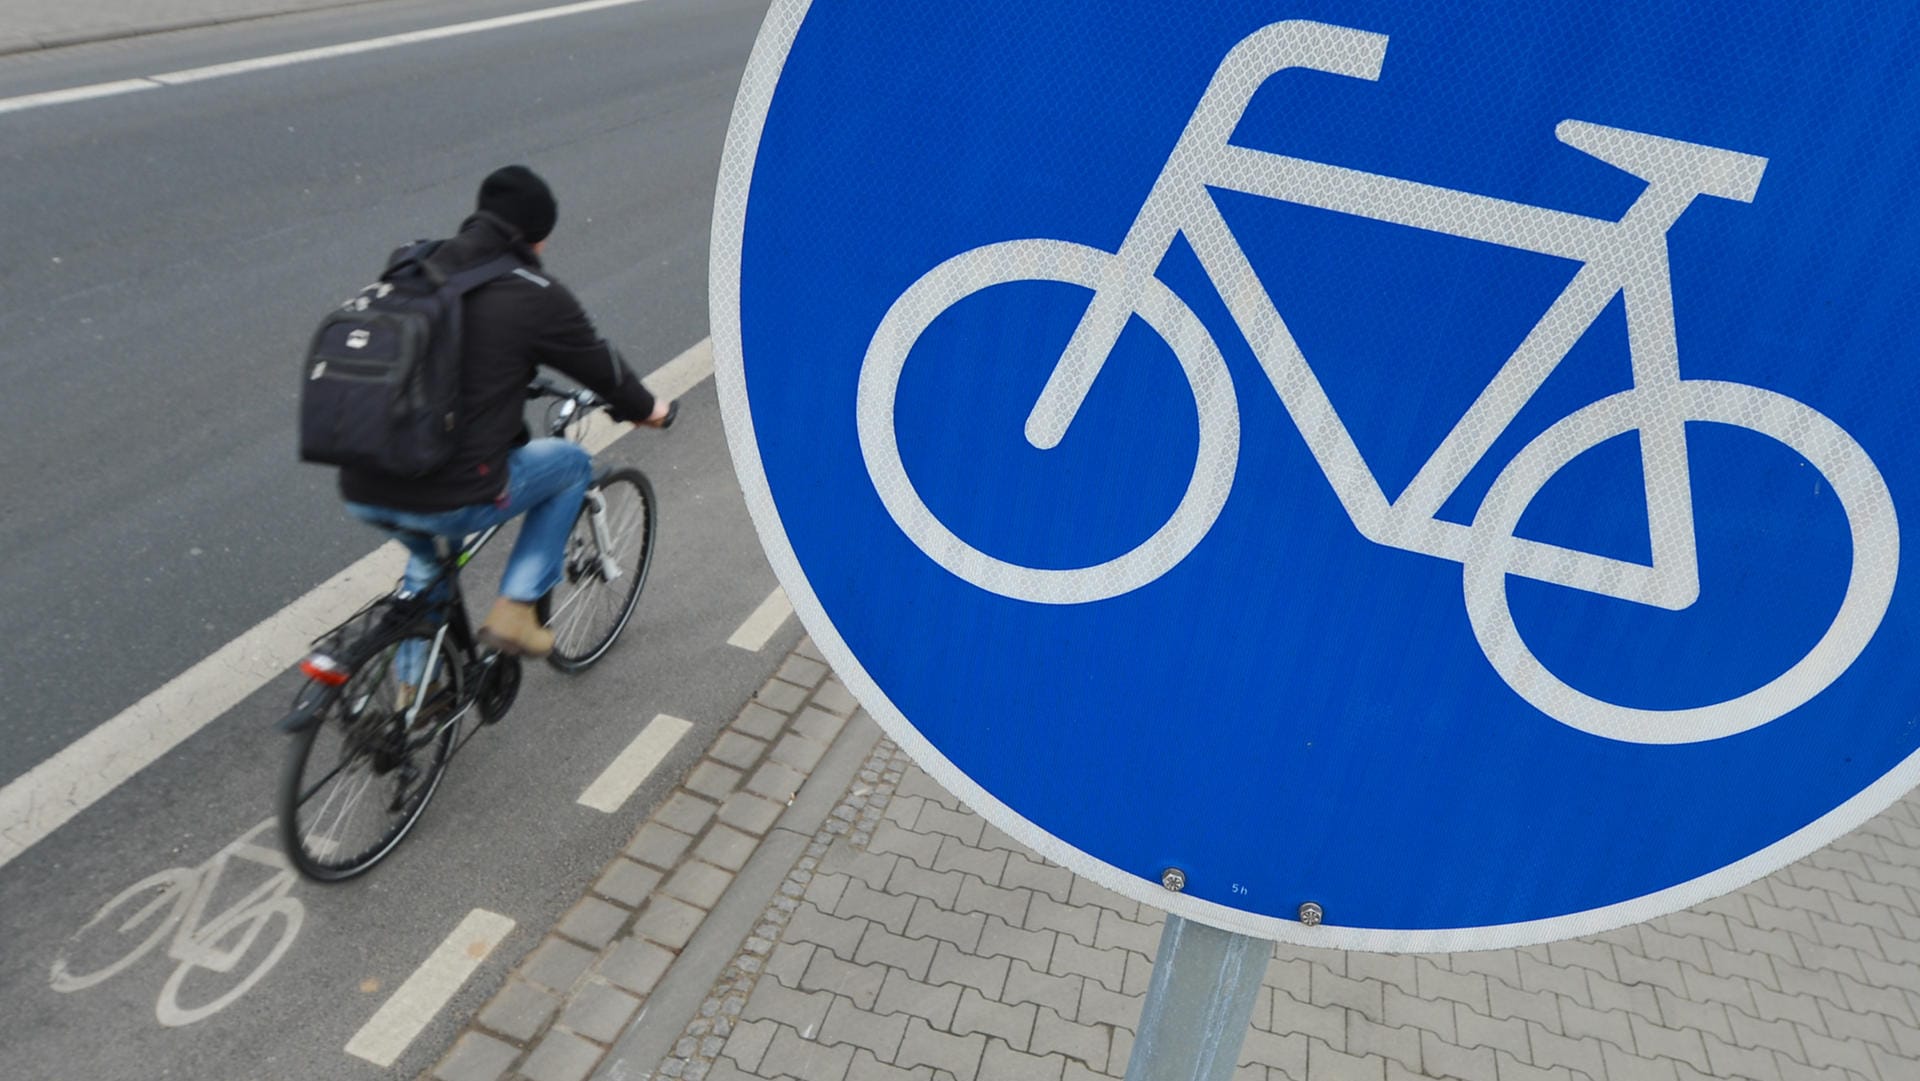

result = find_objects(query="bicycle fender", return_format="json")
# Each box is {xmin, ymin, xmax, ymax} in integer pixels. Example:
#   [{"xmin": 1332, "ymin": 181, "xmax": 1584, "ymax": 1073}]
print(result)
[{"xmin": 276, "ymin": 684, "xmax": 335, "ymax": 734}]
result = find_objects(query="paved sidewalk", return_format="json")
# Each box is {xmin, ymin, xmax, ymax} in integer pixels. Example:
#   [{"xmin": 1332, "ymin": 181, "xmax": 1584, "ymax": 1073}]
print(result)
[
  {"xmin": 0, "ymin": 0, "xmax": 397, "ymax": 55},
  {"xmin": 430, "ymin": 638, "xmax": 1920, "ymax": 1081}
]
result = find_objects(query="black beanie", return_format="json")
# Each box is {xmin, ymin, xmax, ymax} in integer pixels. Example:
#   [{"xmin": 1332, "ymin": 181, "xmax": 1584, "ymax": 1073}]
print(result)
[{"xmin": 477, "ymin": 165, "xmax": 558, "ymax": 244}]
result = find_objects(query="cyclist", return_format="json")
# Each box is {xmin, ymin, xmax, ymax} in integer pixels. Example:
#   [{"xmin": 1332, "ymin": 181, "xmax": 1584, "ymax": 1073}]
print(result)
[{"xmin": 340, "ymin": 165, "xmax": 673, "ymax": 659}]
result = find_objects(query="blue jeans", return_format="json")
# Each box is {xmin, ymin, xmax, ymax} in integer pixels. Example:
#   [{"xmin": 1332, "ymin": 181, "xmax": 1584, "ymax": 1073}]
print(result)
[{"xmin": 347, "ymin": 438, "xmax": 594, "ymax": 605}]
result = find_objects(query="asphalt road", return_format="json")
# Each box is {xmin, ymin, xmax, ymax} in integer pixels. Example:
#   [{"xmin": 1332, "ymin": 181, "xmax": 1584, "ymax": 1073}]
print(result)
[{"xmin": 0, "ymin": 1, "xmax": 785, "ymax": 1077}]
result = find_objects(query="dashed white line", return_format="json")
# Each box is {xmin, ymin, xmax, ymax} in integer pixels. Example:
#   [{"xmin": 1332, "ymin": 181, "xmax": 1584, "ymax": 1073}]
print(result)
[
  {"xmin": 0, "ymin": 339, "xmax": 714, "ymax": 871},
  {"xmin": 727, "ymin": 587, "xmax": 794, "ymax": 652},
  {"xmin": 577, "ymin": 714, "xmax": 695, "ymax": 813},
  {"xmin": 345, "ymin": 908, "xmax": 515, "ymax": 1068},
  {"xmin": 0, "ymin": 0, "xmax": 658, "ymax": 116}
]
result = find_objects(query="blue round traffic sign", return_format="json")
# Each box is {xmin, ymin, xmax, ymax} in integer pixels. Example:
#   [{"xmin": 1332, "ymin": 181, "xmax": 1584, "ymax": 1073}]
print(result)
[{"xmin": 713, "ymin": 1, "xmax": 1920, "ymax": 949}]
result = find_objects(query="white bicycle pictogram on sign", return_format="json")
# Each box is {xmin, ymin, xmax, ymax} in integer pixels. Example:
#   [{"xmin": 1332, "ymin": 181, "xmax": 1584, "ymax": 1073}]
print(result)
[
  {"xmin": 858, "ymin": 19, "xmax": 1900, "ymax": 745},
  {"xmin": 49, "ymin": 819, "xmax": 304, "ymax": 1027}
]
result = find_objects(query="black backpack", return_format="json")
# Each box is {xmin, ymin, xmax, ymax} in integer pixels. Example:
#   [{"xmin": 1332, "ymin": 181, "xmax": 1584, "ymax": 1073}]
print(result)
[{"xmin": 299, "ymin": 241, "xmax": 520, "ymax": 477}]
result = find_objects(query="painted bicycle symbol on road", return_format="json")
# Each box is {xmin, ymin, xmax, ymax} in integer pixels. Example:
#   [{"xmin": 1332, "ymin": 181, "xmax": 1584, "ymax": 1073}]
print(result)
[
  {"xmin": 858, "ymin": 19, "xmax": 1899, "ymax": 745},
  {"xmin": 49, "ymin": 819, "xmax": 304, "ymax": 1027}
]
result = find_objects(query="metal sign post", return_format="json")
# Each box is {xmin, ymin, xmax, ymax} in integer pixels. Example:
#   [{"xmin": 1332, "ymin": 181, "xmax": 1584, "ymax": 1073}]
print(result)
[{"xmin": 1123, "ymin": 915, "xmax": 1269, "ymax": 1081}]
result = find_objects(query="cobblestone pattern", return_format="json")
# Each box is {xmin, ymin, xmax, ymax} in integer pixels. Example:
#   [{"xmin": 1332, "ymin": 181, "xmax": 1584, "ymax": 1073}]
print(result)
[
  {"xmin": 425, "ymin": 637, "xmax": 859, "ymax": 1081},
  {"xmin": 707, "ymin": 759, "xmax": 1920, "ymax": 1081},
  {"xmin": 642, "ymin": 740, "xmax": 906, "ymax": 1081}
]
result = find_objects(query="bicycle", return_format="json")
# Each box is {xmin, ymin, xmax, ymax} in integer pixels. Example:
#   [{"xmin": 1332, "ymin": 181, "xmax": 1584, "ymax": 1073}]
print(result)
[
  {"xmin": 49, "ymin": 819, "xmax": 303, "ymax": 1027},
  {"xmin": 277, "ymin": 378, "xmax": 669, "ymax": 881},
  {"xmin": 857, "ymin": 19, "xmax": 1900, "ymax": 745}
]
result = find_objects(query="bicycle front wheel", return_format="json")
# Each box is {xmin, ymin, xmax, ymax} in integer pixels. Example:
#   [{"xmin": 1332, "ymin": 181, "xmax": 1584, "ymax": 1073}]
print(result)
[
  {"xmin": 539, "ymin": 468, "xmax": 658, "ymax": 672},
  {"xmin": 278, "ymin": 632, "xmax": 459, "ymax": 881}
]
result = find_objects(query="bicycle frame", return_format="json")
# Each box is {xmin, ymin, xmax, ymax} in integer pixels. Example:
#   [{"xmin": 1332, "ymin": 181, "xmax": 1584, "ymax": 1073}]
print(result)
[{"xmin": 1026, "ymin": 21, "xmax": 1769, "ymax": 610}]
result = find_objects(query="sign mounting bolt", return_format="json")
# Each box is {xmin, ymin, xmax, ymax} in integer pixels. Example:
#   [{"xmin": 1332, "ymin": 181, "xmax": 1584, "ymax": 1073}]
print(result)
[
  {"xmin": 1299, "ymin": 902, "xmax": 1324, "ymax": 926},
  {"xmin": 1161, "ymin": 868, "xmax": 1187, "ymax": 893}
]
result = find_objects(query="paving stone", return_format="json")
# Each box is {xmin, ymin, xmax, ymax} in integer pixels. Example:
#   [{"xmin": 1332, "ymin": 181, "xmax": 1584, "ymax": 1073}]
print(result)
[
  {"xmin": 1417, "ymin": 958, "xmax": 1490, "ymax": 1014},
  {"xmin": 720, "ymin": 791, "xmax": 787, "ymax": 837},
  {"xmin": 1075, "ymin": 980, "xmax": 1142, "ymax": 1032},
  {"xmin": 652, "ymin": 790, "xmax": 721, "ymax": 835},
  {"xmin": 1517, "ymin": 952, "xmax": 1590, "ymax": 1003},
  {"xmin": 1030, "ymin": 1006, "xmax": 1107, "ymax": 1067},
  {"xmin": 978, "ymin": 1039, "xmax": 1066, "ymax": 1081},
  {"xmin": 811, "ymin": 678, "xmax": 860, "ymax": 717},
  {"xmin": 709, "ymin": 731, "xmax": 770, "ymax": 772},
  {"xmin": 477, "ymin": 978, "xmax": 559, "ymax": 1042},
  {"xmin": 894, "ymin": 770, "xmax": 961, "ymax": 809},
  {"xmin": 1345, "ymin": 1015, "xmax": 1419, "ymax": 1074},
  {"xmin": 914, "ymin": 803, "xmax": 986, "ymax": 847},
  {"xmin": 1419, "ymin": 1029, "xmax": 1497, "ymax": 1081},
  {"xmin": 734, "ymin": 701, "xmax": 789, "ymax": 740},
  {"xmin": 766, "ymin": 939, "xmax": 816, "ymax": 986},
  {"xmin": 754, "ymin": 677, "xmax": 810, "ymax": 714},
  {"xmin": 806, "ymin": 871, "xmax": 852, "ymax": 915},
  {"xmin": 793, "ymin": 706, "xmax": 846, "ymax": 745},
  {"xmin": 1798, "ymin": 1026, "xmax": 1880, "ymax": 1077},
  {"xmin": 1238, "ymin": 1028, "xmax": 1307, "ymax": 1076},
  {"xmin": 558, "ymin": 981, "xmax": 641, "ymax": 1044},
  {"xmin": 1002, "ymin": 854, "xmax": 1073, "ymax": 903},
  {"xmin": 434, "ymin": 1031, "xmax": 520, "ymax": 1081},
  {"xmin": 1381, "ymin": 985, "xmax": 1454, "ymax": 1043},
  {"xmin": 951, "ymin": 875, "xmax": 1030, "ymax": 927},
  {"xmin": 1026, "ymin": 894, "xmax": 1100, "ymax": 949},
  {"xmin": 1312, "ymin": 966, "xmax": 1386, "ymax": 1024},
  {"xmin": 897, "ymin": 1017, "xmax": 988, "ymax": 1081},
  {"xmin": 869, "ymin": 820, "xmax": 944, "ymax": 869},
  {"xmin": 635, "ymin": 895, "xmax": 708, "ymax": 950},
  {"xmin": 1345, "ymin": 954, "xmax": 1418, "ymax": 999},
  {"xmin": 1702, "ymin": 1032, "xmax": 1786, "ymax": 1081},
  {"xmin": 1455, "ymin": 1005, "xmax": 1529, "ymax": 1062},
  {"xmin": 908, "ymin": 898, "xmax": 987, "ymax": 952},
  {"xmin": 1525, "ymin": 1024, "xmax": 1606, "ymax": 1078},
  {"xmin": 824, "ymin": 994, "xmax": 914, "ymax": 1059},
  {"xmin": 953, "ymin": 987, "xmax": 1038, "ymax": 1050},
  {"xmin": 1065, "ymin": 878, "xmax": 1137, "ymax": 921},
  {"xmin": 1305, "ymin": 1038, "xmax": 1388, "ymax": 1081},
  {"xmin": 763, "ymin": 1025, "xmax": 858, "ymax": 1081},
  {"xmin": 877, "ymin": 966, "xmax": 965, "ymax": 1028},
  {"xmin": 1487, "ymin": 976, "xmax": 1561, "ymax": 1032},
  {"xmin": 1490, "ymin": 1049, "xmax": 1578, "ymax": 1081},
  {"xmin": 1002, "ymin": 958, "xmax": 1082, "ymax": 1021},
  {"xmin": 557, "ymin": 896, "xmax": 630, "ymax": 950},
  {"xmin": 890, "ymin": 862, "xmax": 968, "ymax": 909},
  {"xmin": 519, "ymin": 1029, "xmax": 603, "ymax": 1081},
  {"xmin": 663, "ymin": 861, "xmax": 736, "ymax": 910},
  {"xmin": 698, "ymin": 825, "xmax": 759, "ymax": 873},
  {"xmin": 772, "ymin": 733, "xmax": 830, "ymax": 773},
  {"xmin": 1122, "ymin": 951, "xmax": 1154, "ymax": 997},
  {"xmin": 779, "ymin": 654, "xmax": 830, "ymax": 688},
  {"xmin": 842, "ymin": 878, "xmax": 918, "ymax": 933},
  {"xmin": 599, "ymin": 937, "xmax": 676, "ymax": 996},
  {"xmin": 522, "ymin": 937, "xmax": 598, "ymax": 994},
  {"xmin": 856, "ymin": 924, "xmax": 939, "ymax": 981},
  {"xmin": 1558, "ymin": 1000, "xmax": 1632, "ymax": 1051},
  {"xmin": 979, "ymin": 915, "xmax": 1056, "ymax": 971},
  {"xmin": 885, "ymin": 795, "xmax": 926, "ymax": 831},
  {"xmin": 798, "ymin": 946, "xmax": 887, "ymax": 1009},
  {"xmin": 686, "ymin": 760, "xmax": 745, "ymax": 803},
  {"xmin": 743, "ymin": 977, "xmax": 835, "ymax": 1035},
  {"xmin": 790, "ymin": 902, "xmax": 870, "ymax": 961},
  {"xmin": 722, "ymin": 1018, "xmax": 780, "ymax": 1074},
  {"xmin": 1628, "ymin": 1014, "xmax": 1710, "ymax": 1073},
  {"xmin": 1049, "ymin": 936, "xmax": 1126, "ymax": 995},
  {"xmin": 1273, "ymin": 990, "xmax": 1346, "ymax": 1052},
  {"xmin": 1586, "ymin": 974, "xmax": 1658, "ymax": 1018},
  {"xmin": 921, "ymin": 938, "xmax": 1006, "ymax": 997},
  {"xmin": 1546, "ymin": 939, "xmax": 1620, "ymax": 983},
  {"xmin": 594, "ymin": 858, "xmax": 664, "ymax": 909},
  {"xmin": 627, "ymin": 822, "xmax": 696, "ymax": 870},
  {"xmin": 748, "ymin": 760, "xmax": 807, "ymax": 804},
  {"xmin": 938, "ymin": 840, "xmax": 1013, "ymax": 890}
]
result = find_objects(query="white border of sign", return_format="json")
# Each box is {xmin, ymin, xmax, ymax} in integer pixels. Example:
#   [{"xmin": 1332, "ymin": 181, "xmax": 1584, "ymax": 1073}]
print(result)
[{"xmin": 709, "ymin": 0, "xmax": 1920, "ymax": 951}]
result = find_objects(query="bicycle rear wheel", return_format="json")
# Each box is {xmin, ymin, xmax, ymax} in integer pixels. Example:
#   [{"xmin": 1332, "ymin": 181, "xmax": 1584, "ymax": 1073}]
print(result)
[
  {"xmin": 539, "ymin": 468, "xmax": 657, "ymax": 672},
  {"xmin": 278, "ymin": 631, "xmax": 459, "ymax": 881}
]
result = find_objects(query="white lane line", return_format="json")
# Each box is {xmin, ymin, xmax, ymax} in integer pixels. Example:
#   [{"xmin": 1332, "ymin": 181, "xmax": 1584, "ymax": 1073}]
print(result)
[
  {"xmin": 345, "ymin": 908, "xmax": 515, "ymax": 1068},
  {"xmin": 727, "ymin": 587, "xmax": 793, "ymax": 652},
  {"xmin": 0, "ymin": 339, "xmax": 713, "ymax": 871},
  {"xmin": 0, "ymin": 79, "xmax": 161, "ymax": 115},
  {"xmin": 0, "ymin": 0, "xmax": 656, "ymax": 115},
  {"xmin": 577, "ymin": 714, "xmax": 695, "ymax": 813}
]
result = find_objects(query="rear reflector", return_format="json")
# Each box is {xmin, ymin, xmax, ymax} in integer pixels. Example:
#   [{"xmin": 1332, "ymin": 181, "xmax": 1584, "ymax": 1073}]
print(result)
[{"xmin": 300, "ymin": 654, "xmax": 351, "ymax": 686}]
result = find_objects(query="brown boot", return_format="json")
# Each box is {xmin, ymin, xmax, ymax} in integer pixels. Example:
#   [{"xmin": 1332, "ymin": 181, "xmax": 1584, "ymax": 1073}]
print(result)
[{"xmin": 478, "ymin": 598, "xmax": 555, "ymax": 658}]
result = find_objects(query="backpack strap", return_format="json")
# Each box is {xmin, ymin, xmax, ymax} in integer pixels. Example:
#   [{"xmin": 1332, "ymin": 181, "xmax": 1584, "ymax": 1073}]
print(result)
[{"xmin": 438, "ymin": 253, "xmax": 523, "ymax": 296}]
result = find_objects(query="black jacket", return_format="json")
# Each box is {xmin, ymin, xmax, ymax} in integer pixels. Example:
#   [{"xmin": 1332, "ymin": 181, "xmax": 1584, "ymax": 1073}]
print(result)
[{"xmin": 338, "ymin": 213, "xmax": 656, "ymax": 511}]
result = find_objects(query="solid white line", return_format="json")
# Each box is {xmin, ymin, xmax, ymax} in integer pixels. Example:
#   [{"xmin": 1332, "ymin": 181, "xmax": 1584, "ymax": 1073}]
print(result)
[
  {"xmin": 0, "ymin": 340, "xmax": 714, "ymax": 871},
  {"xmin": 727, "ymin": 587, "xmax": 793, "ymax": 652},
  {"xmin": 0, "ymin": 0, "xmax": 656, "ymax": 115},
  {"xmin": 577, "ymin": 714, "xmax": 694, "ymax": 813},
  {"xmin": 0, "ymin": 79, "xmax": 160, "ymax": 115},
  {"xmin": 345, "ymin": 908, "xmax": 515, "ymax": 1067}
]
